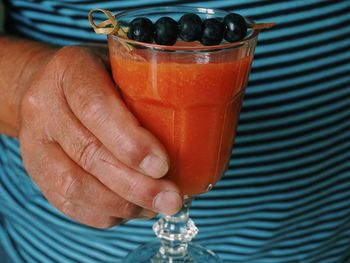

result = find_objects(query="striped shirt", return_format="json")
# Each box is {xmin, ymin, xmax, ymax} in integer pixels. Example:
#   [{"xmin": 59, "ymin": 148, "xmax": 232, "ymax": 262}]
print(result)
[{"xmin": 1, "ymin": 0, "xmax": 350, "ymax": 262}]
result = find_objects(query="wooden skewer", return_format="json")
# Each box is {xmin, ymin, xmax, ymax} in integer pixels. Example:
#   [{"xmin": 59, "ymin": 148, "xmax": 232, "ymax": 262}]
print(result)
[
  {"xmin": 88, "ymin": 8, "xmax": 133, "ymax": 51},
  {"xmin": 88, "ymin": 8, "xmax": 276, "ymax": 52},
  {"xmin": 251, "ymin": 22, "xmax": 276, "ymax": 30}
]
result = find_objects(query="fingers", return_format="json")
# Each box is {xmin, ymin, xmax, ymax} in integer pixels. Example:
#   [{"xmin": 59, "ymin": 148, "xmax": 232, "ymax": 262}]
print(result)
[
  {"xmin": 48, "ymin": 95, "xmax": 182, "ymax": 215},
  {"xmin": 18, "ymin": 46, "xmax": 182, "ymax": 230},
  {"xmin": 59, "ymin": 46, "xmax": 169, "ymax": 178},
  {"xmin": 28, "ymin": 140, "xmax": 156, "ymax": 226},
  {"xmin": 87, "ymin": 155, "xmax": 182, "ymax": 215},
  {"xmin": 43, "ymin": 190, "xmax": 123, "ymax": 229}
]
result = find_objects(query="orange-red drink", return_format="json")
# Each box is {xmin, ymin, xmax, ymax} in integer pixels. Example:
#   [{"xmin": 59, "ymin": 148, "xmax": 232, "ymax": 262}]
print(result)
[{"xmin": 109, "ymin": 39, "xmax": 255, "ymax": 196}]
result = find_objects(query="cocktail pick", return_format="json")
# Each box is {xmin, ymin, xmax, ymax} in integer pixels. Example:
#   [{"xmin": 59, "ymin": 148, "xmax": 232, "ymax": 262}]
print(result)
[
  {"xmin": 88, "ymin": 8, "xmax": 276, "ymax": 50},
  {"xmin": 252, "ymin": 22, "xmax": 276, "ymax": 30},
  {"xmin": 88, "ymin": 8, "xmax": 132, "ymax": 51},
  {"xmin": 245, "ymin": 18, "xmax": 276, "ymax": 30}
]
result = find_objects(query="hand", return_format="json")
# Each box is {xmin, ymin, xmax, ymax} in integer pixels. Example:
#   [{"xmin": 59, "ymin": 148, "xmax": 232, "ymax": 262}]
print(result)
[{"xmin": 18, "ymin": 46, "xmax": 182, "ymax": 228}]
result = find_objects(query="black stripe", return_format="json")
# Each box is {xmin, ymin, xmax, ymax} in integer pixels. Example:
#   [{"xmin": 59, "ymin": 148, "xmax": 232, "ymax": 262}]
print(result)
[
  {"xmin": 0, "ymin": 147, "xmax": 22, "ymax": 163},
  {"xmin": 206, "ymin": 157, "xmax": 349, "ymax": 198},
  {"xmin": 264, "ymin": 219, "xmax": 350, "ymax": 259},
  {"xmin": 232, "ymin": 132, "xmax": 349, "ymax": 168},
  {"xmin": 243, "ymin": 79, "xmax": 349, "ymax": 106},
  {"xmin": 0, "ymin": 221, "xmax": 26, "ymax": 263},
  {"xmin": 229, "ymin": 207, "xmax": 350, "ymax": 245},
  {"xmin": 0, "ymin": 177, "xmax": 26, "ymax": 210},
  {"xmin": 5, "ymin": 0, "xmax": 217, "ymax": 19},
  {"xmin": 257, "ymin": 6, "xmax": 350, "ymax": 45},
  {"xmin": 217, "ymin": 166, "xmax": 349, "ymax": 201},
  {"xmin": 197, "ymin": 181, "xmax": 350, "ymax": 231},
  {"xmin": 5, "ymin": 15, "xmax": 100, "ymax": 43},
  {"xmin": 340, "ymin": 245, "xmax": 350, "ymax": 263},
  {"xmin": 236, "ymin": 104, "xmax": 350, "ymax": 140},
  {"xmin": 223, "ymin": 160, "xmax": 348, "ymax": 192},
  {"xmin": 252, "ymin": 45, "xmax": 350, "ymax": 74},
  {"xmin": 254, "ymin": 33, "xmax": 349, "ymax": 60},
  {"xmin": 228, "ymin": 146, "xmax": 349, "ymax": 177},
  {"xmin": 248, "ymin": 58, "xmax": 350, "ymax": 87},
  {"xmin": 245, "ymin": 71, "xmax": 349, "ymax": 109},
  {"xmin": 202, "ymin": 213, "xmax": 350, "ymax": 255},
  {"xmin": 315, "ymin": 247, "xmax": 349, "ymax": 263},
  {"xmin": 240, "ymin": 83, "xmax": 349, "ymax": 123},
  {"xmin": 245, "ymin": 0, "xmax": 342, "ymax": 20},
  {"xmin": 235, "ymin": 113, "xmax": 350, "ymax": 153},
  {"xmin": 9, "ymin": 223, "xmax": 62, "ymax": 263},
  {"xmin": 221, "ymin": 0, "xmax": 304, "ymax": 12},
  {"xmin": 52, "ymin": 0, "xmax": 291, "ymax": 19}
]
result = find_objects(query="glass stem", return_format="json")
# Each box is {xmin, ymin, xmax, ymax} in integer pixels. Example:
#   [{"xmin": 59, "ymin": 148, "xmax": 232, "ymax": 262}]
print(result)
[{"xmin": 152, "ymin": 197, "xmax": 198, "ymax": 262}]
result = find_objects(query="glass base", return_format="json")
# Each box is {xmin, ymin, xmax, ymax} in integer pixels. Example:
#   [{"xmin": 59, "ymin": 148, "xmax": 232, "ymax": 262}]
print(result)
[{"xmin": 124, "ymin": 242, "xmax": 222, "ymax": 263}]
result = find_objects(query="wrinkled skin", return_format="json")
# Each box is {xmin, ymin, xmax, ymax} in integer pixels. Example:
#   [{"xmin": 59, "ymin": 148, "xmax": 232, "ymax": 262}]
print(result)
[{"xmin": 18, "ymin": 46, "xmax": 182, "ymax": 228}]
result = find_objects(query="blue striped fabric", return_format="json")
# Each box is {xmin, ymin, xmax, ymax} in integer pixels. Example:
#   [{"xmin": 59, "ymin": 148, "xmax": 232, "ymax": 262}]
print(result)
[{"xmin": 1, "ymin": 0, "xmax": 350, "ymax": 262}]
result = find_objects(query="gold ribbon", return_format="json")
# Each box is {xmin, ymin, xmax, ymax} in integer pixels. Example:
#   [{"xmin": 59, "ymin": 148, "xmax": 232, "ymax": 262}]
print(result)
[
  {"xmin": 88, "ymin": 8, "xmax": 126, "ymax": 36},
  {"xmin": 88, "ymin": 8, "xmax": 131, "ymax": 51}
]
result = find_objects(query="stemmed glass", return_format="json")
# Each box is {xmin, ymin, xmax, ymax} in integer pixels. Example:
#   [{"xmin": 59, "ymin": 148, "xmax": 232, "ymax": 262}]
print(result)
[{"xmin": 105, "ymin": 6, "xmax": 259, "ymax": 263}]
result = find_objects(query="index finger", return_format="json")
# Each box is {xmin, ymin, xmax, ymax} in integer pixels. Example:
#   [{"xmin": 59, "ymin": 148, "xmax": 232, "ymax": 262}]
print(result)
[
  {"xmin": 90, "ymin": 154, "xmax": 182, "ymax": 215},
  {"xmin": 59, "ymin": 46, "xmax": 169, "ymax": 178}
]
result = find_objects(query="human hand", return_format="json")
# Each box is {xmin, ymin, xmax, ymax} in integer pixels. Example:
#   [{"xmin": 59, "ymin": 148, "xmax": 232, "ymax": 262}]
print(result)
[{"xmin": 18, "ymin": 46, "xmax": 182, "ymax": 228}]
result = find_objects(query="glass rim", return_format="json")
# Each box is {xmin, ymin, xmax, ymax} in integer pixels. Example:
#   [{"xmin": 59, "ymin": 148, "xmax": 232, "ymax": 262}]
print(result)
[{"xmin": 110, "ymin": 6, "xmax": 259, "ymax": 52}]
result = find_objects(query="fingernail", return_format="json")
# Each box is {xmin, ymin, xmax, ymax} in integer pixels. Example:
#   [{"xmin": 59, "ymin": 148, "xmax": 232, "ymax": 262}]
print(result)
[
  {"xmin": 153, "ymin": 191, "xmax": 182, "ymax": 215},
  {"xmin": 139, "ymin": 154, "xmax": 169, "ymax": 178}
]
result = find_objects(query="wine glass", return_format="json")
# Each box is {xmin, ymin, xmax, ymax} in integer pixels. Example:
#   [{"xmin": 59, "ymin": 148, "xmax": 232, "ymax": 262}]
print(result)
[{"xmin": 107, "ymin": 6, "xmax": 259, "ymax": 263}]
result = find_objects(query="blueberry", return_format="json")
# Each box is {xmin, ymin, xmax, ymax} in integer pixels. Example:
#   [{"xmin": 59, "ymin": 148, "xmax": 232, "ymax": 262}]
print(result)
[
  {"xmin": 201, "ymin": 18, "xmax": 224, "ymax": 46},
  {"xmin": 127, "ymin": 17, "xmax": 154, "ymax": 43},
  {"xmin": 223, "ymin": 13, "xmax": 247, "ymax": 42},
  {"xmin": 154, "ymin": 17, "xmax": 178, "ymax": 45},
  {"xmin": 178, "ymin": 13, "xmax": 203, "ymax": 42}
]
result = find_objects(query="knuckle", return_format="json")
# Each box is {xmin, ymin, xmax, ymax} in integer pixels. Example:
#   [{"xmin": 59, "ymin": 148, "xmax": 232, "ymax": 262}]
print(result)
[
  {"xmin": 76, "ymin": 137, "xmax": 103, "ymax": 170},
  {"xmin": 124, "ymin": 178, "xmax": 154, "ymax": 205},
  {"xmin": 58, "ymin": 198, "xmax": 75, "ymax": 216},
  {"xmin": 56, "ymin": 46, "xmax": 88, "ymax": 63},
  {"xmin": 57, "ymin": 170, "xmax": 82, "ymax": 200},
  {"xmin": 121, "ymin": 202, "xmax": 142, "ymax": 219},
  {"xmin": 21, "ymin": 89, "xmax": 41, "ymax": 118},
  {"xmin": 124, "ymin": 178, "xmax": 140, "ymax": 201},
  {"xmin": 113, "ymin": 132, "xmax": 141, "ymax": 160},
  {"xmin": 79, "ymin": 95, "xmax": 109, "ymax": 127}
]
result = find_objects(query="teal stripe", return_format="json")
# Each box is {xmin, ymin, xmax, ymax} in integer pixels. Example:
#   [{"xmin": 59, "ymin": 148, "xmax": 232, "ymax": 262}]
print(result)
[
  {"xmin": 235, "ymin": 119, "xmax": 349, "ymax": 158},
  {"xmin": 255, "ymin": 24, "xmax": 350, "ymax": 54},
  {"xmin": 6, "ymin": 225, "xmax": 53, "ymax": 263},
  {"xmin": 211, "ymin": 158, "xmax": 348, "ymax": 198},
  {"xmin": 2, "ymin": 1, "xmax": 350, "ymax": 263},
  {"xmin": 0, "ymin": 199, "xmax": 128, "ymax": 261},
  {"xmin": 15, "ymin": 25, "xmax": 82, "ymax": 45},
  {"xmin": 0, "ymin": 221, "xmax": 23, "ymax": 263},
  {"xmin": 11, "ymin": 223, "xmax": 74, "ymax": 263},
  {"xmin": 251, "ymin": 49, "xmax": 350, "ymax": 81},
  {"xmin": 234, "ymin": 118, "xmax": 349, "ymax": 156},
  {"xmin": 255, "ymin": 2, "xmax": 350, "ymax": 40},
  {"xmin": 198, "ymin": 185, "xmax": 350, "ymax": 245},
  {"xmin": 200, "ymin": 166, "xmax": 348, "ymax": 212},
  {"xmin": 243, "ymin": 78, "xmax": 349, "ymax": 116},
  {"xmin": 248, "ymin": 60, "xmax": 350, "ymax": 89},
  {"xmin": 237, "ymin": 97, "xmax": 350, "ymax": 134}
]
